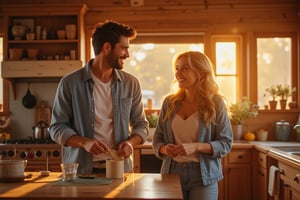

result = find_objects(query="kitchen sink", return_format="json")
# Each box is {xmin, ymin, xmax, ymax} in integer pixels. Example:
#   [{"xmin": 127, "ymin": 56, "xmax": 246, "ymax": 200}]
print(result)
[
  {"xmin": 272, "ymin": 146, "xmax": 300, "ymax": 152},
  {"xmin": 271, "ymin": 146, "xmax": 300, "ymax": 159},
  {"xmin": 291, "ymin": 152, "xmax": 300, "ymax": 156}
]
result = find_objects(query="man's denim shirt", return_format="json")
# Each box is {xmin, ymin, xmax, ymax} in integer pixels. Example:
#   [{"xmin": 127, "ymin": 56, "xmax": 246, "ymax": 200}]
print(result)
[{"xmin": 50, "ymin": 59, "xmax": 149, "ymax": 173}]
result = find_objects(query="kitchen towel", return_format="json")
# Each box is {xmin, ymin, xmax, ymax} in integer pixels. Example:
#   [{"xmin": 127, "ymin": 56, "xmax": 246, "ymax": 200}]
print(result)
[{"xmin": 268, "ymin": 165, "xmax": 280, "ymax": 196}]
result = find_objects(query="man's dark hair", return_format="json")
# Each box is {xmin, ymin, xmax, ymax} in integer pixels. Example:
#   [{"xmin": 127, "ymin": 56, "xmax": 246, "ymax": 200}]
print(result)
[{"xmin": 92, "ymin": 20, "xmax": 137, "ymax": 55}]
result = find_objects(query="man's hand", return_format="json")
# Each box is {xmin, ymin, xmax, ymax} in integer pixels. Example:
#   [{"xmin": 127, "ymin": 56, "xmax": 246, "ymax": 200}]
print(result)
[
  {"xmin": 66, "ymin": 135, "xmax": 110, "ymax": 156},
  {"xmin": 117, "ymin": 141, "xmax": 133, "ymax": 159},
  {"xmin": 83, "ymin": 139, "xmax": 110, "ymax": 155}
]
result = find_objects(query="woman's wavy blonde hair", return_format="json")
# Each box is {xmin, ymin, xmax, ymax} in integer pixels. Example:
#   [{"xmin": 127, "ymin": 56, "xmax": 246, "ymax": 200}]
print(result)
[{"xmin": 164, "ymin": 51, "xmax": 220, "ymax": 126}]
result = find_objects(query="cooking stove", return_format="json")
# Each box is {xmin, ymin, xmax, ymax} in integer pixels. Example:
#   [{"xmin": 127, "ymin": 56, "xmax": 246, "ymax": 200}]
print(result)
[{"xmin": 0, "ymin": 138, "xmax": 61, "ymax": 172}]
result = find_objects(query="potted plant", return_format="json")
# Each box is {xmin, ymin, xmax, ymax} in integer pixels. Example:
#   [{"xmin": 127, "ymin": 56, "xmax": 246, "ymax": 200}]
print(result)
[
  {"xmin": 146, "ymin": 111, "xmax": 159, "ymax": 141},
  {"xmin": 264, "ymin": 85, "xmax": 278, "ymax": 110},
  {"xmin": 229, "ymin": 97, "xmax": 258, "ymax": 140},
  {"xmin": 276, "ymin": 84, "xmax": 296, "ymax": 110}
]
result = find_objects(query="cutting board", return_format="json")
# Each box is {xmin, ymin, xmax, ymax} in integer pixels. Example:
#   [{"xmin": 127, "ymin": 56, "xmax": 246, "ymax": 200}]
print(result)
[{"xmin": 35, "ymin": 101, "xmax": 51, "ymax": 125}]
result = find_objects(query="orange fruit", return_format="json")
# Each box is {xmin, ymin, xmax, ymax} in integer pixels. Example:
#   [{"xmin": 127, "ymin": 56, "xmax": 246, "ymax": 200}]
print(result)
[{"xmin": 244, "ymin": 131, "xmax": 256, "ymax": 141}]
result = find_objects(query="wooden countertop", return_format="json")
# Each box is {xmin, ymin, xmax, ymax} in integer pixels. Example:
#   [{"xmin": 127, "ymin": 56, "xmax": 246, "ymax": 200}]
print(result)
[{"xmin": 0, "ymin": 172, "xmax": 183, "ymax": 200}]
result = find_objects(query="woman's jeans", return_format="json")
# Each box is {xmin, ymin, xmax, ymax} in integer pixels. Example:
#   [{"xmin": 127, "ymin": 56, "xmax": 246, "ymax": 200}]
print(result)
[{"xmin": 170, "ymin": 161, "xmax": 218, "ymax": 200}]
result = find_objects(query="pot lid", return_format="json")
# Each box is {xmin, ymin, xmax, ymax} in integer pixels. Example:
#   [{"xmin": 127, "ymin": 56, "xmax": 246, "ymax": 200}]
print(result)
[
  {"xmin": 34, "ymin": 120, "xmax": 49, "ymax": 128},
  {"xmin": 275, "ymin": 120, "xmax": 290, "ymax": 126}
]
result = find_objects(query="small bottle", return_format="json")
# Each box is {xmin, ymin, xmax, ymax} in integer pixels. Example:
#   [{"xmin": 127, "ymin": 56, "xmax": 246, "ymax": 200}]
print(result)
[
  {"xmin": 147, "ymin": 98, "xmax": 152, "ymax": 109},
  {"xmin": 42, "ymin": 28, "xmax": 47, "ymax": 40}
]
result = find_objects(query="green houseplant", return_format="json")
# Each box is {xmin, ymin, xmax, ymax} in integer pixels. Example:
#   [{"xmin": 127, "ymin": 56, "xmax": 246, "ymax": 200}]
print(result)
[
  {"xmin": 146, "ymin": 111, "xmax": 159, "ymax": 128},
  {"xmin": 276, "ymin": 84, "xmax": 296, "ymax": 110},
  {"xmin": 146, "ymin": 111, "xmax": 159, "ymax": 141},
  {"xmin": 229, "ymin": 97, "xmax": 258, "ymax": 125},
  {"xmin": 229, "ymin": 97, "xmax": 258, "ymax": 140}
]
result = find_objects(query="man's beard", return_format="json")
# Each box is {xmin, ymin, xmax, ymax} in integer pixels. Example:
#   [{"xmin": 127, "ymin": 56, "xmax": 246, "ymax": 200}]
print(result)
[{"xmin": 107, "ymin": 51, "xmax": 123, "ymax": 70}]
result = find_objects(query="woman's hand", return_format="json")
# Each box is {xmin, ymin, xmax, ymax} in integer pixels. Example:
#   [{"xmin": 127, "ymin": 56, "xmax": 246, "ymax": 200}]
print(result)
[
  {"xmin": 164, "ymin": 144, "xmax": 178, "ymax": 158},
  {"xmin": 172, "ymin": 143, "xmax": 199, "ymax": 156},
  {"xmin": 172, "ymin": 143, "xmax": 212, "ymax": 155}
]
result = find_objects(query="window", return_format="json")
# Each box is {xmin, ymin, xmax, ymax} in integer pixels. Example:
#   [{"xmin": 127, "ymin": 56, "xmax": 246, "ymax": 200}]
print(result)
[
  {"xmin": 91, "ymin": 34, "xmax": 205, "ymax": 108},
  {"xmin": 256, "ymin": 36, "xmax": 294, "ymax": 109},
  {"xmin": 0, "ymin": 35, "xmax": 9, "ymax": 115},
  {"xmin": 124, "ymin": 43, "xmax": 204, "ymax": 108},
  {"xmin": 89, "ymin": 34, "xmax": 244, "ymax": 107},
  {"xmin": 0, "ymin": 37, "xmax": 3, "ymax": 106},
  {"xmin": 211, "ymin": 36, "xmax": 242, "ymax": 105}
]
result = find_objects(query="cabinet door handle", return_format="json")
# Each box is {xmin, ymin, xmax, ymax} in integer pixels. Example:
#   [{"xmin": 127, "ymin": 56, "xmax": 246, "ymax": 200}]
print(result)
[
  {"xmin": 294, "ymin": 174, "xmax": 300, "ymax": 183},
  {"xmin": 238, "ymin": 155, "xmax": 244, "ymax": 159},
  {"xmin": 257, "ymin": 170, "xmax": 264, "ymax": 176}
]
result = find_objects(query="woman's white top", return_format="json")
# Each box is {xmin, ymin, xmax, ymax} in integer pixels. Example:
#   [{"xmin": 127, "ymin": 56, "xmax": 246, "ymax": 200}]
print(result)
[{"xmin": 171, "ymin": 112, "xmax": 200, "ymax": 163}]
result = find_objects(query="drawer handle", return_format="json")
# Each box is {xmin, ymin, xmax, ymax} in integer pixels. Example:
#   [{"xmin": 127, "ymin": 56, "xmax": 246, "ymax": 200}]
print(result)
[
  {"xmin": 257, "ymin": 170, "xmax": 264, "ymax": 176},
  {"xmin": 238, "ymin": 155, "xmax": 244, "ymax": 159},
  {"xmin": 294, "ymin": 174, "xmax": 300, "ymax": 183}
]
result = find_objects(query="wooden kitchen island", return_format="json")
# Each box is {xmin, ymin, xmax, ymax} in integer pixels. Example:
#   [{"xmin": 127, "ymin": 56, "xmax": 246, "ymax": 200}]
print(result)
[{"xmin": 0, "ymin": 172, "xmax": 183, "ymax": 200}]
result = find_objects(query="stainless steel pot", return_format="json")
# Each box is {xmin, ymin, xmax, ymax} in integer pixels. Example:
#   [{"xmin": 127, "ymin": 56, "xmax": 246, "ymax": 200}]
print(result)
[
  {"xmin": 32, "ymin": 120, "xmax": 49, "ymax": 139},
  {"xmin": 274, "ymin": 120, "xmax": 291, "ymax": 141}
]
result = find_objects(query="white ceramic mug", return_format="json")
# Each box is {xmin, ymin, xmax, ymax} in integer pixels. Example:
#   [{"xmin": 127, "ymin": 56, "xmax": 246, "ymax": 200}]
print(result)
[{"xmin": 106, "ymin": 159, "xmax": 124, "ymax": 179}]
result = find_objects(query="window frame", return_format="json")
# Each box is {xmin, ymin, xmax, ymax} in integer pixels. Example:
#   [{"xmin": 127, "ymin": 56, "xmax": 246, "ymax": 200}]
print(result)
[
  {"xmin": 251, "ymin": 32, "xmax": 298, "ymax": 109},
  {"xmin": 0, "ymin": 34, "xmax": 9, "ymax": 116},
  {"xmin": 210, "ymin": 35, "xmax": 244, "ymax": 104}
]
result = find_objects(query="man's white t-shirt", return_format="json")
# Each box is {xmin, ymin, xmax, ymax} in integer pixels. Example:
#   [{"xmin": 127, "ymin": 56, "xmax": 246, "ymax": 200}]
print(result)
[{"xmin": 91, "ymin": 72, "xmax": 114, "ymax": 161}]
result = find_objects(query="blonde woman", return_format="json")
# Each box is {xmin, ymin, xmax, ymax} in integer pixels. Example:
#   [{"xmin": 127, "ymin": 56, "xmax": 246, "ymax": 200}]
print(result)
[{"xmin": 152, "ymin": 51, "xmax": 232, "ymax": 200}]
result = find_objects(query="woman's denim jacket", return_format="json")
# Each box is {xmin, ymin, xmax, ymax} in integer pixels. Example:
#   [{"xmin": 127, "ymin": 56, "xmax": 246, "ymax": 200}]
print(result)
[{"xmin": 152, "ymin": 95, "xmax": 232, "ymax": 185}]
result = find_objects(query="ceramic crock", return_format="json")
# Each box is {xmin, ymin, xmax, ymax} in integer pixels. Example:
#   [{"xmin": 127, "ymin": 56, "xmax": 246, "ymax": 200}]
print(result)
[{"xmin": 0, "ymin": 160, "xmax": 27, "ymax": 182}]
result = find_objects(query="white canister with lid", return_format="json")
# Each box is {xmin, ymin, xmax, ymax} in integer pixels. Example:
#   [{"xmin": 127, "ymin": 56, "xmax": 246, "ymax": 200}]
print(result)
[{"xmin": 256, "ymin": 129, "xmax": 268, "ymax": 141}]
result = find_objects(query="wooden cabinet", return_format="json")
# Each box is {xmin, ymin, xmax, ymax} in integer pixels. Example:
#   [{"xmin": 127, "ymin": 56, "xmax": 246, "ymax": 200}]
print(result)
[
  {"xmin": 1, "ymin": 4, "xmax": 86, "ymax": 77},
  {"xmin": 279, "ymin": 161, "xmax": 300, "ymax": 200},
  {"xmin": 2, "ymin": 4, "xmax": 87, "ymax": 62},
  {"xmin": 256, "ymin": 151, "xmax": 268, "ymax": 200},
  {"xmin": 1, "ymin": 3, "xmax": 87, "ymax": 98},
  {"xmin": 222, "ymin": 148, "xmax": 252, "ymax": 200}
]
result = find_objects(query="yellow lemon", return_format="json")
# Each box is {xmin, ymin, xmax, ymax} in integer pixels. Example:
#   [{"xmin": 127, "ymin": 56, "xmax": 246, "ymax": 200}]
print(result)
[{"xmin": 244, "ymin": 131, "xmax": 256, "ymax": 141}]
